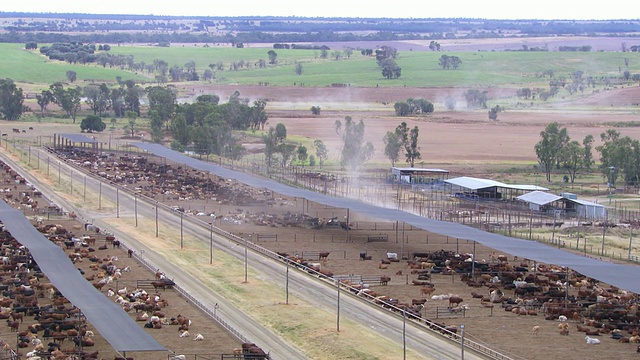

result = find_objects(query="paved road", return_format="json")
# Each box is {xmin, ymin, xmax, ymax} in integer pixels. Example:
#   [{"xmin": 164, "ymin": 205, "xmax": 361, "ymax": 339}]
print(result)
[{"xmin": 1, "ymin": 148, "xmax": 488, "ymax": 360}]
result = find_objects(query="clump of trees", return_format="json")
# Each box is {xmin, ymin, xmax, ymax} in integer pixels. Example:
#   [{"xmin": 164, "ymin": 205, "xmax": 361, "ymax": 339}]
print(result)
[
  {"xmin": 463, "ymin": 89, "xmax": 488, "ymax": 109},
  {"xmin": 394, "ymin": 98, "xmax": 434, "ymax": 116},
  {"xmin": 384, "ymin": 122, "xmax": 421, "ymax": 167},
  {"xmin": 169, "ymin": 91, "xmax": 265, "ymax": 157},
  {"xmin": 534, "ymin": 122, "xmax": 594, "ymax": 183},
  {"xmin": 39, "ymin": 42, "xmax": 100, "ymax": 64},
  {"xmin": 438, "ymin": 55, "xmax": 462, "ymax": 70},
  {"xmin": 375, "ymin": 46, "xmax": 401, "ymax": 79}
]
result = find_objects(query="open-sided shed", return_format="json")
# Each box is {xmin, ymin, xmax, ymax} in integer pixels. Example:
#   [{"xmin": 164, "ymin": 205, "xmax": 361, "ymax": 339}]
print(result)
[
  {"xmin": 54, "ymin": 133, "xmax": 99, "ymax": 151},
  {"xmin": 444, "ymin": 176, "xmax": 548, "ymax": 201},
  {"xmin": 517, "ymin": 190, "xmax": 606, "ymax": 219},
  {"xmin": 391, "ymin": 167, "xmax": 449, "ymax": 184}
]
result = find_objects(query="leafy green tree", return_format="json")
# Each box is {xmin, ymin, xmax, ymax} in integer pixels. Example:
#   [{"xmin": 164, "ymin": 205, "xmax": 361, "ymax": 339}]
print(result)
[
  {"xmin": 383, "ymin": 130, "xmax": 402, "ymax": 166},
  {"xmin": 438, "ymin": 55, "xmax": 462, "ymax": 69},
  {"xmin": 560, "ymin": 140, "xmax": 586, "ymax": 183},
  {"xmin": 488, "ymin": 105, "xmax": 502, "ymax": 121},
  {"xmin": 126, "ymin": 111, "xmax": 137, "ymax": 137},
  {"xmin": 50, "ymin": 83, "xmax": 82, "ymax": 123},
  {"xmin": 407, "ymin": 98, "xmax": 434, "ymax": 114},
  {"xmin": 463, "ymin": 89, "xmax": 488, "ymax": 109},
  {"xmin": 381, "ymin": 59, "xmax": 401, "ymax": 79},
  {"xmin": 66, "ymin": 70, "xmax": 77, "ymax": 82},
  {"xmin": 268, "ymin": 50, "xmax": 278, "ymax": 65},
  {"xmin": 275, "ymin": 123, "xmax": 287, "ymax": 143},
  {"xmin": 297, "ymin": 146, "xmax": 308, "ymax": 165},
  {"xmin": 313, "ymin": 139, "xmax": 328, "ymax": 169},
  {"xmin": 0, "ymin": 78, "xmax": 25, "ymax": 121},
  {"xmin": 170, "ymin": 113, "xmax": 189, "ymax": 146},
  {"xmin": 80, "ymin": 115, "xmax": 106, "ymax": 132},
  {"xmin": 123, "ymin": 81, "xmax": 141, "ymax": 116},
  {"xmin": 582, "ymin": 135, "xmax": 595, "ymax": 170},
  {"xmin": 295, "ymin": 62, "xmax": 303, "ymax": 75},
  {"xmin": 516, "ymin": 88, "xmax": 532, "ymax": 99},
  {"xmin": 196, "ymin": 94, "xmax": 220, "ymax": 104},
  {"xmin": 36, "ymin": 90, "xmax": 53, "ymax": 115},
  {"xmin": 308, "ymin": 155, "xmax": 316, "ymax": 167},
  {"xmin": 534, "ymin": 122, "xmax": 568, "ymax": 182},
  {"xmin": 263, "ymin": 128, "xmax": 277, "ymax": 169},
  {"xmin": 596, "ymin": 129, "xmax": 627, "ymax": 186},
  {"xmin": 146, "ymin": 86, "xmax": 176, "ymax": 130},
  {"xmin": 83, "ymin": 83, "xmax": 110, "ymax": 116},
  {"xmin": 405, "ymin": 126, "xmax": 421, "ymax": 167},
  {"xmin": 278, "ymin": 143, "xmax": 297, "ymax": 168},
  {"xmin": 248, "ymin": 100, "xmax": 268, "ymax": 130},
  {"xmin": 394, "ymin": 102, "xmax": 411, "ymax": 116},
  {"xmin": 25, "ymin": 42, "xmax": 37, "ymax": 50},
  {"xmin": 335, "ymin": 116, "xmax": 374, "ymax": 170},
  {"xmin": 310, "ymin": 106, "xmax": 321, "ymax": 115}
]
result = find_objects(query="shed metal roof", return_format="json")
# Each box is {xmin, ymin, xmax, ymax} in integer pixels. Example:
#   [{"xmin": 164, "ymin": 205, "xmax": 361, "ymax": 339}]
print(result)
[
  {"xmin": 0, "ymin": 200, "xmax": 166, "ymax": 353},
  {"xmin": 516, "ymin": 191, "xmax": 563, "ymax": 206},
  {"xmin": 445, "ymin": 176, "xmax": 549, "ymax": 191},
  {"xmin": 567, "ymin": 198, "xmax": 605, "ymax": 208},
  {"xmin": 391, "ymin": 167, "xmax": 449, "ymax": 173},
  {"xmin": 59, "ymin": 133, "xmax": 99, "ymax": 143}
]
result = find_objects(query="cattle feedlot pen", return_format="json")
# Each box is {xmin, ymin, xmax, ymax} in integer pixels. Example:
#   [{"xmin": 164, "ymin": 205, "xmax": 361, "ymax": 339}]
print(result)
[{"xmin": 133, "ymin": 142, "xmax": 640, "ymax": 295}]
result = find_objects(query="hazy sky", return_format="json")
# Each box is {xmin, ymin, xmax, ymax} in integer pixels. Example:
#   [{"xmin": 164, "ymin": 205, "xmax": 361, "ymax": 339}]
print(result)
[{"xmin": 2, "ymin": 0, "xmax": 636, "ymax": 20}]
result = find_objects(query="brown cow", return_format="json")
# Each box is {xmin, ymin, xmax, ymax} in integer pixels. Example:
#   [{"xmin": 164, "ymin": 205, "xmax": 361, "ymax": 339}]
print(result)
[
  {"xmin": 421, "ymin": 286, "xmax": 436, "ymax": 296},
  {"xmin": 448, "ymin": 296, "xmax": 464, "ymax": 307},
  {"xmin": 6, "ymin": 319, "xmax": 18, "ymax": 332}
]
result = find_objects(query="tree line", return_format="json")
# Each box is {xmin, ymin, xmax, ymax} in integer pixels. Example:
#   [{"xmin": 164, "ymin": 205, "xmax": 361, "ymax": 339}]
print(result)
[
  {"xmin": 3, "ymin": 13, "xmax": 640, "ymax": 44},
  {"xmin": 533, "ymin": 122, "xmax": 640, "ymax": 188}
]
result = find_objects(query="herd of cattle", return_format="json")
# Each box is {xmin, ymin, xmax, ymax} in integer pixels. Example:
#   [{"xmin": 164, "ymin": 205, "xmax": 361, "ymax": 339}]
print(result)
[
  {"xmin": 290, "ymin": 247, "xmax": 640, "ymax": 347},
  {"xmin": 34, "ymin": 147, "xmax": 640, "ymax": 356},
  {"xmin": 53, "ymin": 148, "xmax": 349, "ymax": 230},
  {"xmin": 0, "ymin": 158, "xmax": 271, "ymax": 359}
]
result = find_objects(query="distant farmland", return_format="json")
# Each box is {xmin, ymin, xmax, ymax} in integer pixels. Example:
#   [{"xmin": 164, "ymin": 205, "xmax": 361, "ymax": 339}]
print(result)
[{"xmin": 1, "ymin": 42, "xmax": 637, "ymax": 89}]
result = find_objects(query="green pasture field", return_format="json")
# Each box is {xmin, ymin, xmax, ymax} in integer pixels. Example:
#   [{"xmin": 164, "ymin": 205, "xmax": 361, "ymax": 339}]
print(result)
[
  {"xmin": 1, "ymin": 42, "xmax": 636, "ymax": 89},
  {"xmin": 0, "ymin": 43, "xmax": 148, "ymax": 87},
  {"xmin": 106, "ymin": 45, "xmax": 638, "ymax": 88}
]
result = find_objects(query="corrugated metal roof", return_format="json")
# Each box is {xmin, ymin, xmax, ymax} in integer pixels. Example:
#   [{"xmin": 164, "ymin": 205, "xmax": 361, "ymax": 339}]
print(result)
[
  {"xmin": 568, "ymin": 198, "xmax": 605, "ymax": 208},
  {"xmin": 445, "ymin": 176, "xmax": 549, "ymax": 191},
  {"xmin": 0, "ymin": 201, "xmax": 166, "ymax": 353},
  {"xmin": 444, "ymin": 176, "xmax": 504, "ymax": 190},
  {"xmin": 60, "ymin": 133, "xmax": 99, "ymax": 143},
  {"xmin": 517, "ymin": 191, "xmax": 563, "ymax": 205},
  {"xmin": 391, "ymin": 167, "xmax": 449, "ymax": 173}
]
